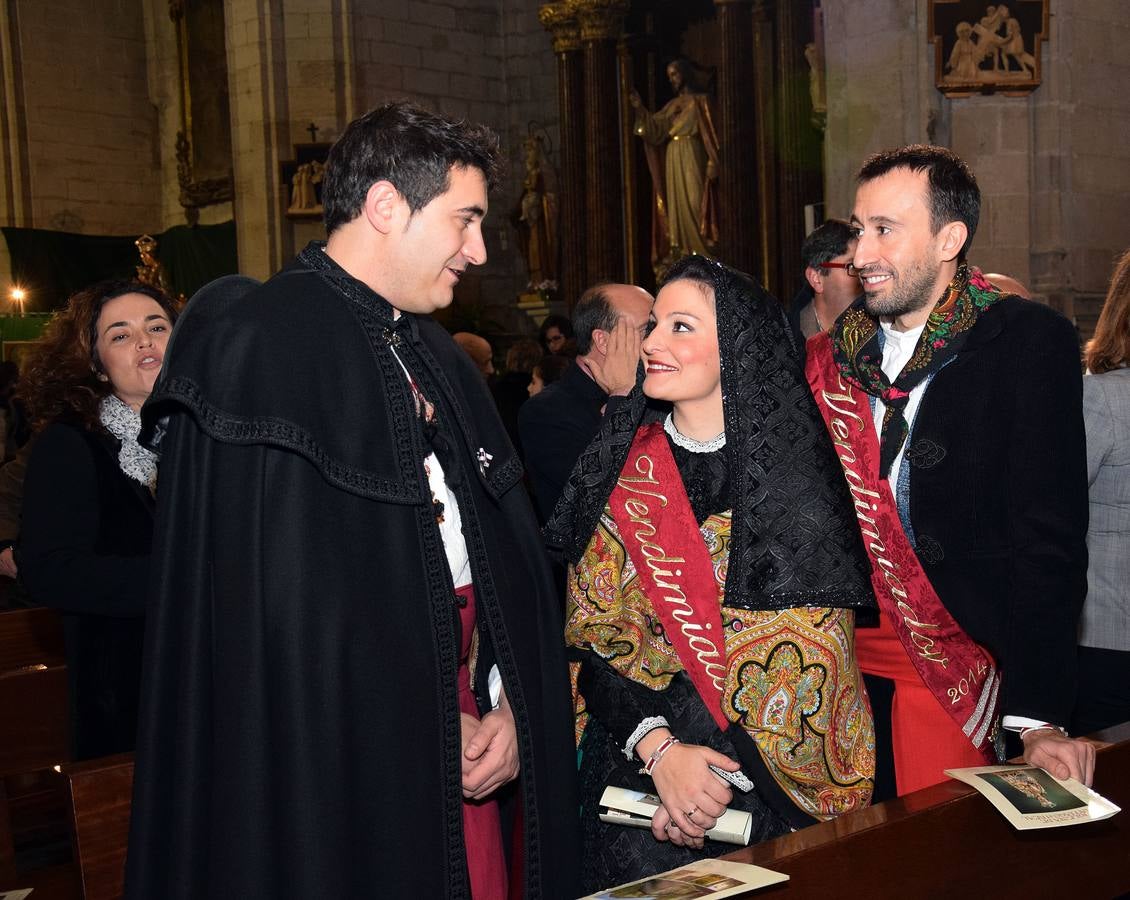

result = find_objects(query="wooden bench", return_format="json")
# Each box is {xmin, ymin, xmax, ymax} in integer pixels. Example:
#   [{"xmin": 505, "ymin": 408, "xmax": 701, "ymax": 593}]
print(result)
[
  {"xmin": 21, "ymin": 720, "xmax": 1130, "ymax": 900},
  {"xmin": 0, "ymin": 607, "xmax": 70, "ymax": 881},
  {"xmin": 60, "ymin": 755, "xmax": 133, "ymax": 900},
  {"xmin": 725, "ymin": 721, "xmax": 1130, "ymax": 897}
]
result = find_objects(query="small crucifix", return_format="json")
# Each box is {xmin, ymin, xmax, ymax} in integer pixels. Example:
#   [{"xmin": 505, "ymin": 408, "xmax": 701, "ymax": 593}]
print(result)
[{"xmin": 306, "ymin": 122, "xmax": 319, "ymax": 142}]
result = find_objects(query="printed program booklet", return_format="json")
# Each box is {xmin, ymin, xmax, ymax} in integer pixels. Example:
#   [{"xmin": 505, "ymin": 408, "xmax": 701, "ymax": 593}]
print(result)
[
  {"xmin": 945, "ymin": 764, "xmax": 1121, "ymax": 830},
  {"xmin": 580, "ymin": 858, "xmax": 789, "ymax": 899},
  {"xmin": 599, "ymin": 786, "xmax": 753, "ymax": 846}
]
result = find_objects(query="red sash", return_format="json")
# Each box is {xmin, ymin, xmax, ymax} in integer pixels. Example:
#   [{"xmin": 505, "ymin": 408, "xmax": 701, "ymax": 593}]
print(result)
[
  {"xmin": 806, "ymin": 333, "xmax": 999, "ymax": 761},
  {"xmin": 608, "ymin": 423, "xmax": 729, "ymax": 731}
]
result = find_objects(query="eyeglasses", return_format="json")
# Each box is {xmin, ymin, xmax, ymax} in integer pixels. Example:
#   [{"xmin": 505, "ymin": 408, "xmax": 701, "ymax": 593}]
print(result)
[{"xmin": 822, "ymin": 262, "xmax": 860, "ymax": 277}]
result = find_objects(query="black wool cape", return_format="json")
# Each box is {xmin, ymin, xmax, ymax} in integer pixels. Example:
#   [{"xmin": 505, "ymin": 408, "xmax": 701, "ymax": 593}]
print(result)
[{"xmin": 124, "ymin": 248, "xmax": 580, "ymax": 899}]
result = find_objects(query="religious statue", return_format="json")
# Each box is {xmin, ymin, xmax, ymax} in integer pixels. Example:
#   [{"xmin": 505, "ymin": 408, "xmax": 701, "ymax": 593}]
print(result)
[
  {"xmin": 288, "ymin": 159, "xmax": 325, "ymax": 214},
  {"xmin": 805, "ymin": 41, "xmax": 828, "ymax": 131},
  {"xmin": 134, "ymin": 234, "xmax": 184, "ymax": 304},
  {"xmin": 629, "ymin": 58, "xmax": 720, "ymax": 273},
  {"xmin": 943, "ymin": 4, "xmax": 1037, "ymax": 84},
  {"xmin": 514, "ymin": 132, "xmax": 559, "ymax": 289},
  {"xmin": 1000, "ymin": 15, "xmax": 1036, "ymax": 77}
]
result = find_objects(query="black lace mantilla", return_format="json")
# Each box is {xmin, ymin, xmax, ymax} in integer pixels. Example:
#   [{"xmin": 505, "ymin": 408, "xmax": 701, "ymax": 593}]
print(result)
[{"xmin": 545, "ymin": 256, "xmax": 875, "ymax": 612}]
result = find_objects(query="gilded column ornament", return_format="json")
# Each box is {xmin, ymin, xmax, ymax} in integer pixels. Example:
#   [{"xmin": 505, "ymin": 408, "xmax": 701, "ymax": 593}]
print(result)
[
  {"xmin": 540, "ymin": 1, "xmax": 587, "ymax": 306},
  {"xmin": 539, "ymin": 2, "xmax": 580, "ymax": 54},
  {"xmin": 570, "ymin": 0, "xmax": 629, "ymax": 41},
  {"xmin": 569, "ymin": 0, "xmax": 629, "ymax": 283}
]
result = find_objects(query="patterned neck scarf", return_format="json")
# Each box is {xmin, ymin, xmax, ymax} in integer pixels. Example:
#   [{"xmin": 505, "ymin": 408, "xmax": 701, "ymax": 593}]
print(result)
[
  {"xmin": 99, "ymin": 395, "xmax": 158, "ymax": 491},
  {"xmin": 830, "ymin": 264, "xmax": 1004, "ymax": 478}
]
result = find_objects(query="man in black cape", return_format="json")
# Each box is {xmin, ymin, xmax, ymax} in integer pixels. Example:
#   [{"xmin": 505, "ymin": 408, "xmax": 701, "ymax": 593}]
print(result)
[{"xmin": 125, "ymin": 103, "xmax": 580, "ymax": 899}]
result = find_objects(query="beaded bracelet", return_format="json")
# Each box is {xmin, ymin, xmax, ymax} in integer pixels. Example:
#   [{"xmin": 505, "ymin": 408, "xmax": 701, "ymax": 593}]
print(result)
[{"xmin": 640, "ymin": 736, "xmax": 680, "ymax": 776}]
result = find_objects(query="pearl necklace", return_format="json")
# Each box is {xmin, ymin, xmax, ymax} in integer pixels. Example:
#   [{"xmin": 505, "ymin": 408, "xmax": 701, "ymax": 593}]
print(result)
[{"xmin": 663, "ymin": 413, "xmax": 726, "ymax": 453}]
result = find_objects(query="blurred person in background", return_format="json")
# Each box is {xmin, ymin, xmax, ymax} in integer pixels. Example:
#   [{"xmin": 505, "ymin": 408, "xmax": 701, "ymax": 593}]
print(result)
[
  {"xmin": 491, "ymin": 337, "xmax": 541, "ymax": 455},
  {"xmin": 539, "ymin": 313, "xmax": 574, "ymax": 356},
  {"xmin": 16, "ymin": 279, "xmax": 177, "ymax": 759},
  {"xmin": 1074, "ymin": 248, "xmax": 1130, "ymax": 735},
  {"xmin": 527, "ymin": 353, "xmax": 572, "ymax": 398}
]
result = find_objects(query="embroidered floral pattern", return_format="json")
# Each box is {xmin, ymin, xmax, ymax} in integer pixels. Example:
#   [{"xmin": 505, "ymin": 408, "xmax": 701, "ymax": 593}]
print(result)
[
  {"xmin": 831, "ymin": 264, "xmax": 1005, "ymax": 477},
  {"xmin": 566, "ymin": 509, "xmax": 874, "ymax": 819}
]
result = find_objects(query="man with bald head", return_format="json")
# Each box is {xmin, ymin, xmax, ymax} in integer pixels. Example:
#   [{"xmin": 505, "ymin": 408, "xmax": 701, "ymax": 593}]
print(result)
[
  {"xmin": 520, "ymin": 282, "xmax": 653, "ymax": 521},
  {"xmin": 453, "ymin": 331, "xmax": 495, "ymax": 377}
]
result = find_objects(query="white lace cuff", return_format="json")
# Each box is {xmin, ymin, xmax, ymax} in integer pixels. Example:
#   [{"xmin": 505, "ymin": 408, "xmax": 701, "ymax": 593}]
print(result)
[{"xmin": 623, "ymin": 716, "xmax": 670, "ymax": 760}]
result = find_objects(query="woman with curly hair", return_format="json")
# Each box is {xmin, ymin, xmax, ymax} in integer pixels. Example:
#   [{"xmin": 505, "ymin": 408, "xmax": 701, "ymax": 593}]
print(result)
[
  {"xmin": 1074, "ymin": 249, "xmax": 1130, "ymax": 735},
  {"xmin": 17, "ymin": 279, "xmax": 178, "ymax": 759}
]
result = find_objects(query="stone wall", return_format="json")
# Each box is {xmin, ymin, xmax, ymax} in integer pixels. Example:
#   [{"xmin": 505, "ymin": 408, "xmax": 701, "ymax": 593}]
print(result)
[
  {"xmin": 0, "ymin": 0, "xmax": 561, "ymax": 322},
  {"xmin": 220, "ymin": 0, "xmax": 557, "ymax": 330},
  {"xmin": 0, "ymin": 0, "xmax": 161, "ymax": 238},
  {"xmin": 822, "ymin": 0, "xmax": 1130, "ymax": 333}
]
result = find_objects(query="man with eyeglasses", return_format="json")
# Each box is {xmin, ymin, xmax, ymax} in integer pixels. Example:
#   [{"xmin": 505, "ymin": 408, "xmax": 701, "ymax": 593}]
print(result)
[
  {"xmin": 805, "ymin": 144, "xmax": 1094, "ymax": 803},
  {"xmin": 789, "ymin": 218, "xmax": 863, "ymax": 351}
]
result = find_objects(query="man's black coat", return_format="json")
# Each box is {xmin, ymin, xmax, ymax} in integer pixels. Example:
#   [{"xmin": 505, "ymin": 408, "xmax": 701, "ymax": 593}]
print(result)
[
  {"xmin": 896, "ymin": 296, "xmax": 1088, "ymax": 725},
  {"xmin": 518, "ymin": 361, "xmax": 608, "ymax": 523},
  {"xmin": 125, "ymin": 250, "xmax": 580, "ymax": 899}
]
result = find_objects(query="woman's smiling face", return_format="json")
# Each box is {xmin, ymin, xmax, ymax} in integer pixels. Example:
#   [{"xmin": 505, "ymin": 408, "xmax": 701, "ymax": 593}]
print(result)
[{"xmin": 641, "ymin": 278, "xmax": 720, "ymax": 408}]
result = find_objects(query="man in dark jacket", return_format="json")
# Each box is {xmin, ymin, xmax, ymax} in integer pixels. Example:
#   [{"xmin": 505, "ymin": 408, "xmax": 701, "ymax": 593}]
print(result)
[
  {"xmin": 519, "ymin": 282, "xmax": 652, "ymax": 522},
  {"xmin": 806, "ymin": 144, "xmax": 1094, "ymax": 801},
  {"xmin": 125, "ymin": 102, "xmax": 579, "ymax": 899}
]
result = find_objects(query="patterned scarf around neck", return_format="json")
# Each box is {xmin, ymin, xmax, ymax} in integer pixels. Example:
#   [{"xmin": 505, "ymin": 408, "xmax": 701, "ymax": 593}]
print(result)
[
  {"xmin": 830, "ymin": 264, "xmax": 1004, "ymax": 478},
  {"xmin": 100, "ymin": 395, "xmax": 158, "ymax": 491}
]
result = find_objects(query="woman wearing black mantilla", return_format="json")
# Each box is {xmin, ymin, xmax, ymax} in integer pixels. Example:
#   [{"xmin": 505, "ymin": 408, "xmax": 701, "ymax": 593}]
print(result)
[{"xmin": 545, "ymin": 256, "xmax": 877, "ymax": 892}]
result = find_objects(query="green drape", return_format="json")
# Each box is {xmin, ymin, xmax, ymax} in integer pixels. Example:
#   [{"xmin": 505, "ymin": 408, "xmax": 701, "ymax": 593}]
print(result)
[{"xmin": 1, "ymin": 221, "xmax": 237, "ymax": 312}]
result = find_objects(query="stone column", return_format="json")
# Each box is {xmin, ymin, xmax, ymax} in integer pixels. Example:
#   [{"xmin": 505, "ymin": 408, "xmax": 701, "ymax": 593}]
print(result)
[
  {"xmin": 0, "ymin": 1, "xmax": 31, "ymax": 232},
  {"xmin": 714, "ymin": 0, "xmax": 759, "ymax": 280},
  {"xmin": 539, "ymin": 2, "xmax": 586, "ymax": 308},
  {"xmin": 571, "ymin": 0, "xmax": 629, "ymax": 285},
  {"xmin": 752, "ymin": 0, "xmax": 778, "ymax": 294},
  {"xmin": 773, "ymin": 0, "xmax": 811, "ymax": 299}
]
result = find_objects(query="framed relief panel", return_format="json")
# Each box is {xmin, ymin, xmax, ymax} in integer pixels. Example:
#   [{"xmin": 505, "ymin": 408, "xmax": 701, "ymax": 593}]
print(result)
[{"xmin": 928, "ymin": 0, "xmax": 1050, "ymax": 97}]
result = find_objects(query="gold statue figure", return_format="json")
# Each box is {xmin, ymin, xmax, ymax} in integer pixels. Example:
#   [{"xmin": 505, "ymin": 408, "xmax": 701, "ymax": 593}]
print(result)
[
  {"xmin": 515, "ymin": 132, "xmax": 559, "ymax": 288},
  {"xmin": 630, "ymin": 58, "xmax": 720, "ymax": 273}
]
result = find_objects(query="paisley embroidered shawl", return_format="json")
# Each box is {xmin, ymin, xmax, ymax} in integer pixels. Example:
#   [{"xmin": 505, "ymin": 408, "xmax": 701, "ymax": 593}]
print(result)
[{"xmin": 566, "ymin": 507, "xmax": 874, "ymax": 819}]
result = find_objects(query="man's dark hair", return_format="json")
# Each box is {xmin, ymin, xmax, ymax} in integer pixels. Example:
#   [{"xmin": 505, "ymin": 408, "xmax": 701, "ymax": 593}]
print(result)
[
  {"xmin": 322, "ymin": 101, "xmax": 503, "ymax": 234},
  {"xmin": 572, "ymin": 284, "xmax": 618, "ymax": 355},
  {"xmin": 857, "ymin": 144, "xmax": 980, "ymax": 259},
  {"xmin": 801, "ymin": 218, "xmax": 856, "ymax": 271}
]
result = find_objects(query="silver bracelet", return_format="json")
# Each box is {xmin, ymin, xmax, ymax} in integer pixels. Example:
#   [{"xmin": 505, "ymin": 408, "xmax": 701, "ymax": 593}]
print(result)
[{"xmin": 623, "ymin": 716, "xmax": 670, "ymax": 760}]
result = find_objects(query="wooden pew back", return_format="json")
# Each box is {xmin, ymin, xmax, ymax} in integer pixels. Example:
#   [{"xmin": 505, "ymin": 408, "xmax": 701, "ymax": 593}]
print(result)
[
  {"xmin": 0, "ymin": 607, "xmax": 69, "ymax": 776},
  {"xmin": 0, "ymin": 607, "xmax": 70, "ymax": 881},
  {"xmin": 62, "ymin": 754, "xmax": 133, "ymax": 900},
  {"xmin": 725, "ymin": 723, "xmax": 1130, "ymax": 897}
]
